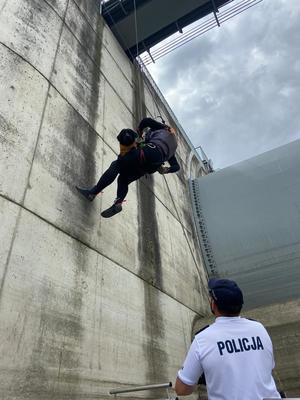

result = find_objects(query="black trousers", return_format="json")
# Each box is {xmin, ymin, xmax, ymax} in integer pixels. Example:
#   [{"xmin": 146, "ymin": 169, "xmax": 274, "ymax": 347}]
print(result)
[
  {"xmin": 90, "ymin": 159, "xmax": 120, "ymax": 195},
  {"xmin": 91, "ymin": 144, "xmax": 164, "ymax": 202}
]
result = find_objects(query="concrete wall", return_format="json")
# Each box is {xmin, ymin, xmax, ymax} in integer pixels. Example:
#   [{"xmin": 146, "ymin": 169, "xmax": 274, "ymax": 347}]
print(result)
[
  {"xmin": 247, "ymin": 300, "xmax": 300, "ymax": 396},
  {"xmin": 0, "ymin": 0, "xmax": 209, "ymax": 399}
]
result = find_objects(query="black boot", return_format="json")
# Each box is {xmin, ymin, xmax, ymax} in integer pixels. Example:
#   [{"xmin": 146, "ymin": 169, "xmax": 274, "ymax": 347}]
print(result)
[
  {"xmin": 101, "ymin": 202, "xmax": 122, "ymax": 218},
  {"xmin": 76, "ymin": 186, "xmax": 96, "ymax": 202}
]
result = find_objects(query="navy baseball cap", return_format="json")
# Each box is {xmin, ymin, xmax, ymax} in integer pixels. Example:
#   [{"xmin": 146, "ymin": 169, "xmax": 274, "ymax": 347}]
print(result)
[{"xmin": 208, "ymin": 278, "xmax": 244, "ymax": 307}]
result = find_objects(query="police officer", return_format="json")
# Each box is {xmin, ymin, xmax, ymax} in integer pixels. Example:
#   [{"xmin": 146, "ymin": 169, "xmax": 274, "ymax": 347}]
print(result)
[{"xmin": 175, "ymin": 278, "xmax": 281, "ymax": 400}]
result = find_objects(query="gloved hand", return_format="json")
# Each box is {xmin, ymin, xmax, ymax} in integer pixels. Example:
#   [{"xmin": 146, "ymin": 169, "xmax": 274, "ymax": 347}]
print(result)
[
  {"xmin": 158, "ymin": 165, "xmax": 170, "ymax": 174},
  {"xmin": 136, "ymin": 136, "xmax": 144, "ymax": 144}
]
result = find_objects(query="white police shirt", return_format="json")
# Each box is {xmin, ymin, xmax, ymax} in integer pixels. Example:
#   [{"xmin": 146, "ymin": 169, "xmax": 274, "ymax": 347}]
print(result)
[{"xmin": 178, "ymin": 317, "xmax": 280, "ymax": 400}]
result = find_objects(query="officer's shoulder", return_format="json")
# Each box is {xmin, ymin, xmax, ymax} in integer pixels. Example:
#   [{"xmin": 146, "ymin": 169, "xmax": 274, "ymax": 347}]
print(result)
[
  {"xmin": 245, "ymin": 317, "xmax": 260, "ymax": 323},
  {"xmin": 244, "ymin": 317, "xmax": 264, "ymax": 328},
  {"xmin": 194, "ymin": 325, "xmax": 210, "ymax": 338}
]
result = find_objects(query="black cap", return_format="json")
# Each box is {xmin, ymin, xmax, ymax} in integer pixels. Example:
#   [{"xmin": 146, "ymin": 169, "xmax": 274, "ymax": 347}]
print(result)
[{"xmin": 208, "ymin": 278, "xmax": 244, "ymax": 307}]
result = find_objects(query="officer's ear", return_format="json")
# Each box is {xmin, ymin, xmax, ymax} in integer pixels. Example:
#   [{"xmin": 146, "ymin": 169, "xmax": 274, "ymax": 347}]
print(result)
[{"xmin": 209, "ymin": 297, "xmax": 216, "ymax": 315}]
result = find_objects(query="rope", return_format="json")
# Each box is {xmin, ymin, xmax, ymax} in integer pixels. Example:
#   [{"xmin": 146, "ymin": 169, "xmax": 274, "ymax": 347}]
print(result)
[
  {"xmin": 104, "ymin": 1, "xmax": 155, "ymax": 118},
  {"xmin": 133, "ymin": 0, "xmax": 139, "ymax": 58},
  {"xmin": 137, "ymin": 57, "xmax": 162, "ymax": 119},
  {"xmin": 103, "ymin": 0, "xmax": 140, "ymax": 61},
  {"xmin": 136, "ymin": 61, "xmax": 207, "ymax": 296},
  {"xmin": 130, "ymin": 14, "xmax": 206, "ymax": 291},
  {"xmin": 102, "ymin": 2, "xmax": 138, "ymax": 61},
  {"xmin": 162, "ymin": 173, "xmax": 207, "ymax": 293},
  {"xmin": 103, "ymin": 0, "xmax": 162, "ymax": 120},
  {"xmin": 103, "ymin": 1, "xmax": 207, "ymax": 296}
]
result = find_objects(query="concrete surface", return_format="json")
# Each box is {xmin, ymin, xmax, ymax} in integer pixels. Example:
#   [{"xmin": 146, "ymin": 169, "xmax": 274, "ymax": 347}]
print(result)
[
  {"xmin": 0, "ymin": 0, "xmax": 209, "ymax": 398},
  {"xmin": 2, "ymin": 0, "xmax": 297, "ymax": 397}
]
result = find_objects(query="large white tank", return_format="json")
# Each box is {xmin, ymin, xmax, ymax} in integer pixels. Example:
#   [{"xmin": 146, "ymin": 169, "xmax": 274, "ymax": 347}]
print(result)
[{"xmin": 191, "ymin": 139, "xmax": 300, "ymax": 395}]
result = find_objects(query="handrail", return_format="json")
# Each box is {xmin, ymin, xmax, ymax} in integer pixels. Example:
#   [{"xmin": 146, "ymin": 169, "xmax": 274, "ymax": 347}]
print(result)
[{"xmin": 109, "ymin": 382, "xmax": 172, "ymax": 395}]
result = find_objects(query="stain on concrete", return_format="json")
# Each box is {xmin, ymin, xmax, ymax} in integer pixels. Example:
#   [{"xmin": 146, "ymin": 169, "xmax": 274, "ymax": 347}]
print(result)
[
  {"xmin": 58, "ymin": 7, "xmax": 104, "ymax": 224},
  {"xmin": 13, "ymin": 0, "xmax": 59, "ymax": 62},
  {"xmin": 17, "ymin": 265, "xmax": 85, "ymax": 399},
  {"xmin": 191, "ymin": 314, "xmax": 205, "ymax": 340},
  {"xmin": 143, "ymin": 285, "xmax": 169, "ymax": 383},
  {"xmin": 15, "ymin": 5, "xmax": 103, "ymax": 398},
  {"xmin": 65, "ymin": 0, "xmax": 100, "ymax": 60},
  {"xmin": 0, "ymin": 114, "xmax": 20, "ymax": 147},
  {"xmin": 73, "ymin": 0, "xmax": 99, "ymax": 28},
  {"xmin": 137, "ymin": 178, "xmax": 163, "ymax": 287},
  {"xmin": 44, "ymin": 5, "xmax": 103, "ymax": 395},
  {"xmin": 19, "ymin": 237, "xmax": 89, "ymax": 399},
  {"xmin": 134, "ymin": 69, "xmax": 162, "ymax": 289},
  {"xmin": 133, "ymin": 66, "xmax": 169, "ymax": 383}
]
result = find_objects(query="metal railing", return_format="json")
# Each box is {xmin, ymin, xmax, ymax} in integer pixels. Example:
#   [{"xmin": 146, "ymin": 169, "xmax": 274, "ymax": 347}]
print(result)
[
  {"xmin": 140, "ymin": 0, "xmax": 263, "ymax": 65},
  {"xmin": 109, "ymin": 382, "xmax": 172, "ymax": 395}
]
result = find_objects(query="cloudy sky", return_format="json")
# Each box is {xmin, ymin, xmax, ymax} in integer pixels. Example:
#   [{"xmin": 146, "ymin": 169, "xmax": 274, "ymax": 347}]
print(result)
[{"xmin": 147, "ymin": 0, "xmax": 300, "ymax": 169}]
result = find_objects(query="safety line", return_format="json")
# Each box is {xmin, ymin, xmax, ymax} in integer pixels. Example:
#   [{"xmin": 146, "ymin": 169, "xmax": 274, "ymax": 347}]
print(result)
[
  {"xmin": 103, "ymin": 0, "xmax": 164, "ymax": 120},
  {"xmin": 133, "ymin": 0, "xmax": 139, "ymax": 60},
  {"xmin": 162, "ymin": 174, "xmax": 208, "ymax": 293},
  {"xmin": 102, "ymin": 0, "xmax": 209, "ymax": 296}
]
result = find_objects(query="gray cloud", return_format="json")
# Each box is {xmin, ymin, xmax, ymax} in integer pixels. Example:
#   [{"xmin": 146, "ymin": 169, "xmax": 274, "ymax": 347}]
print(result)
[{"xmin": 148, "ymin": 0, "xmax": 300, "ymax": 169}]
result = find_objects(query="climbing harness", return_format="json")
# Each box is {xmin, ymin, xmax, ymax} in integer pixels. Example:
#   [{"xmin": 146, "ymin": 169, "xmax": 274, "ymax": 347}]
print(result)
[
  {"xmin": 145, "ymin": 143, "xmax": 156, "ymax": 149},
  {"xmin": 156, "ymin": 115, "xmax": 166, "ymax": 124}
]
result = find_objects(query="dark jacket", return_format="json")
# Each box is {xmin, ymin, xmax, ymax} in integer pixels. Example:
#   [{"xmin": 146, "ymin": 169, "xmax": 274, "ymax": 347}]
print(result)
[{"xmin": 138, "ymin": 118, "xmax": 178, "ymax": 162}]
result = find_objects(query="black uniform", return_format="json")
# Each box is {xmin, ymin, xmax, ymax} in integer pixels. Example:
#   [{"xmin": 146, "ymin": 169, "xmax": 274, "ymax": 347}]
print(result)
[
  {"xmin": 76, "ymin": 118, "xmax": 180, "ymax": 217},
  {"xmin": 88, "ymin": 118, "xmax": 179, "ymax": 200}
]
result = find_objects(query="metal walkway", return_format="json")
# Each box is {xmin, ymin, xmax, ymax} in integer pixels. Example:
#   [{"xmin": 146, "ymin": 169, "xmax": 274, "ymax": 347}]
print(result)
[{"xmin": 101, "ymin": 0, "xmax": 231, "ymax": 58}]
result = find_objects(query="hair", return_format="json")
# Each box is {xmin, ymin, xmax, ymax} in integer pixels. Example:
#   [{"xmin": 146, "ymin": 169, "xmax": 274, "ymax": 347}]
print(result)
[
  {"xmin": 117, "ymin": 129, "xmax": 137, "ymax": 146},
  {"xmin": 216, "ymin": 302, "xmax": 243, "ymax": 316},
  {"xmin": 166, "ymin": 125, "xmax": 177, "ymax": 135}
]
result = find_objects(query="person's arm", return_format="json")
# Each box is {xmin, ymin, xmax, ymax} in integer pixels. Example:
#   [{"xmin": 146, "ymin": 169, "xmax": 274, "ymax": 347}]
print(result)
[
  {"xmin": 175, "ymin": 339, "xmax": 203, "ymax": 396},
  {"xmin": 137, "ymin": 117, "xmax": 166, "ymax": 135},
  {"xmin": 175, "ymin": 377, "xmax": 195, "ymax": 396},
  {"xmin": 167, "ymin": 155, "xmax": 180, "ymax": 173},
  {"xmin": 158, "ymin": 155, "xmax": 180, "ymax": 174}
]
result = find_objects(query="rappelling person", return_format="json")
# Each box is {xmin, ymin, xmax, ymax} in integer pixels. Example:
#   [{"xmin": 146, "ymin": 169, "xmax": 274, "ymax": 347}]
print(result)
[
  {"xmin": 76, "ymin": 117, "xmax": 180, "ymax": 218},
  {"xmin": 76, "ymin": 128, "xmax": 138, "ymax": 201}
]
